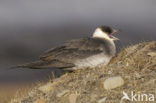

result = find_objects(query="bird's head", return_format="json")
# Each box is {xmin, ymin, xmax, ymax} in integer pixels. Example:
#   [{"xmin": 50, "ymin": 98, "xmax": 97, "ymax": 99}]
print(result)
[{"xmin": 93, "ymin": 26, "xmax": 119, "ymax": 41}]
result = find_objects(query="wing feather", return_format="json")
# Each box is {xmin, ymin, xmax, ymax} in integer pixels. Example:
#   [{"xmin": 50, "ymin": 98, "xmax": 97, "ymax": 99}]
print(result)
[{"xmin": 40, "ymin": 38, "xmax": 110, "ymax": 63}]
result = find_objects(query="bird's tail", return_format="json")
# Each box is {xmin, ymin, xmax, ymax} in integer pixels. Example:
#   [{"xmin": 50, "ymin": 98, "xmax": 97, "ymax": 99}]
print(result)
[
  {"xmin": 14, "ymin": 61, "xmax": 51, "ymax": 69},
  {"xmin": 9, "ymin": 60, "xmax": 75, "ymax": 70},
  {"xmin": 0, "ymin": 61, "xmax": 50, "ymax": 75}
]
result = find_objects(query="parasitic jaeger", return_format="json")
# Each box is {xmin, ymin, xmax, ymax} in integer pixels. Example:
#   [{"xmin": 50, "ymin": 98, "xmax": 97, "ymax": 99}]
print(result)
[{"xmin": 16, "ymin": 26, "xmax": 119, "ymax": 70}]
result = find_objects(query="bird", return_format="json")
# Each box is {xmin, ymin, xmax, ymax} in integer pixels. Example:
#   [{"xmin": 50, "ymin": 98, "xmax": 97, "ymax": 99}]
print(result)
[{"xmin": 16, "ymin": 26, "xmax": 119, "ymax": 70}]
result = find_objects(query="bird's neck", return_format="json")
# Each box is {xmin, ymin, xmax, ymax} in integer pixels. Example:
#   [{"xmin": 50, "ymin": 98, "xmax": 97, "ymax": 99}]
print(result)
[
  {"xmin": 93, "ymin": 28, "xmax": 111, "ymax": 40},
  {"xmin": 105, "ymin": 38, "xmax": 116, "ymax": 56},
  {"xmin": 93, "ymin": 37, "xmax": 116, "ymax": 56}
]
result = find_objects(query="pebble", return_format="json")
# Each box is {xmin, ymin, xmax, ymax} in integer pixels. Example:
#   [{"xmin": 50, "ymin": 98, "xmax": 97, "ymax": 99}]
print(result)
[
  {"xmin": 56, "ymin": 90, "xmax": 69, "ymax": 97},
  {"xmin": 97, "ymin": 97, "xmax": 107, "ymax": 103},
  {"xmin": 103, "ymin": 76, "xmax": 124, "ymax": 90},
  {"xmin": 69, "ymin": 94, "xmax": 77, "ymax": 103}
]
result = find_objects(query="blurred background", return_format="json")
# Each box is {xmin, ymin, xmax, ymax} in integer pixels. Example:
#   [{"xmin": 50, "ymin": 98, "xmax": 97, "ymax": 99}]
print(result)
[{"xmin": 0, "ymin": 0, "xmax": 156, "ymax": 86}]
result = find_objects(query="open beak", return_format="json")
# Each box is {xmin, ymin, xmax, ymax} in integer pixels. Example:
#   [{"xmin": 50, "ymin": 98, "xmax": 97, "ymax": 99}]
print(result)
[{"xmin": 109, "ymin": 29, "xmax": 119, "ymax": 41}]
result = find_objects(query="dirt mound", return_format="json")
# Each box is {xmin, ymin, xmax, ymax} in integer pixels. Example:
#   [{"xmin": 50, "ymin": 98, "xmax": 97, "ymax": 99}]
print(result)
[{"xmin": 11, "ymin": 41, "xmax": 156, "ymax": 103}]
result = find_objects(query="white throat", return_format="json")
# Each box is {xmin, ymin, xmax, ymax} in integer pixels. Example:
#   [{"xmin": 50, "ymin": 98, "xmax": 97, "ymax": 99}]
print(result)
[{"xmin": 92, "ymin": 28, "xmax": 112, "ymax": 41}]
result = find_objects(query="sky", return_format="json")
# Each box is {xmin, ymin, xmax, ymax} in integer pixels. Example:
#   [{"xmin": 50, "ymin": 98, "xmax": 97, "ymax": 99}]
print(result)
[{"xmin": 0, "ymin": 0, "xmax": 156, "ymax": 84}]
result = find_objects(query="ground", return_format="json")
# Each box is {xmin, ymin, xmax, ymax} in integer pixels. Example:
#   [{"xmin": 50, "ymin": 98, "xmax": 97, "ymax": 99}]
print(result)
[{"xmin": 5, "ymin": 41, "xmax": 156, "ymax": 103}]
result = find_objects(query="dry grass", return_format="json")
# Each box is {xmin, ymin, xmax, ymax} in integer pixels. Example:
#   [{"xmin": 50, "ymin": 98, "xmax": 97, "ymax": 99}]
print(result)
[
  {"xmin": 7, "ymin": 41, "xmax": 156, "ymax": 103},
  {"xmin": 0, "ymin": 83, "xmax": 36, "ymax": 103},
  {"xmin": 0, "ymin": 85, "xmax": 17, "ymax": 103}
]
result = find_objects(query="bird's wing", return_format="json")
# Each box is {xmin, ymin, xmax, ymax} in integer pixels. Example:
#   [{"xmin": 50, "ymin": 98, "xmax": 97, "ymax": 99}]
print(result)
[{"xmin": 39, "ymin": 38, "xmax": 108, "ymax": 63}]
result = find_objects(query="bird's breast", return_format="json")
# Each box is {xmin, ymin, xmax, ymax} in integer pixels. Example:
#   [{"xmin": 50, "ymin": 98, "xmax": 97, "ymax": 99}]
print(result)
[{"xmin": 73, "ymin": 53, "xmax": 112, "ymax": 70}]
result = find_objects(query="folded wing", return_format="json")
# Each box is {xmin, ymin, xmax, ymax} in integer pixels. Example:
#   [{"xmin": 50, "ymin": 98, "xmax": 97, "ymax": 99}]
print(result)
[{"xmin": 40, "ymin": 38, "xmax": 109, "ymax": 63}]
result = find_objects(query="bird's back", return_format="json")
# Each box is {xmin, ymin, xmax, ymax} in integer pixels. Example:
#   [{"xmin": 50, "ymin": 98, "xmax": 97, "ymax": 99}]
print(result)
[{"xmin": 17, "ymin": 37, "xmax": 116, "ymax": 69}]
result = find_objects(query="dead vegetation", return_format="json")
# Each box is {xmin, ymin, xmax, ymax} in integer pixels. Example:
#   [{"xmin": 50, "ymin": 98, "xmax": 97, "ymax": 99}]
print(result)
[
  {"xmin": 0, "ymin": 83, "xmax": 34, "ymax": 103},
  {"xmin": 9, "ymin": 41, "xmax": 156, "ymax": 103}
]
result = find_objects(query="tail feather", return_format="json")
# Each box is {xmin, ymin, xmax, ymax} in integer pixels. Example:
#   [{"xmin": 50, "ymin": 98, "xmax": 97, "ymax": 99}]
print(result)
[
  {"xmin": 16, "ymin": 61, "xmax": 52, "ymax": 69},
  {"xmin": 0, "ymin": 61, "xmax": 47, "ymax": 75},
  {"xmin": 0, "ymin": 60, "xmax": 74, "ymax": 75},
  {"xmin": 10, "ymin": 60, "xmax": 75, "ymax": 69}
]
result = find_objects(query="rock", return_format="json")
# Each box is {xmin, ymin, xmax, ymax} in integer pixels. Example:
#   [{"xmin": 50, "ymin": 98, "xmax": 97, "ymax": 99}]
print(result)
[
  {"xmin": 56, "ymin": 90, "xmax": 70, "ymax": 97},
  {"xmin": 38, "ymin": 83, "xmax": 55, "ymax": 93},
  {"xmin": 103, "ymin": 76, "xmax": 124, "ymax": 90},
  {"xmin": 147, "ymin": 52, "xmax": 156, "ymax": 57},
  {"xmin": 69, "ymin": 94, "xmax": 77, "ymax": 103},
  {"xmin": 97, "ymin": 97, "xmax": 107, "ymax": 103},
  {"xmin": 135, "ymin": 72, "xmax": 141, "ymax": 79}
]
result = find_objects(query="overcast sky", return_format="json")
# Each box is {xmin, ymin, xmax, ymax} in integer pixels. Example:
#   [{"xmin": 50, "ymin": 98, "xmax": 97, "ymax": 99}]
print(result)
[
  {"xmin": 0, "ymin": 0, "xmax": 156, "ymax": 83},
  {"xmin": 0, "ymin": 0, "xmax": 156, "ymax": 28}
]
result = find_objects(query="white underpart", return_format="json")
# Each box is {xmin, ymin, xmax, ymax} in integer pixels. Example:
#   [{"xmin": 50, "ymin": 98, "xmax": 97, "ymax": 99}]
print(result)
[
  {"xmin": 93, "ymin": 28, "xmax": 113, "ymax": 41},
  {"xmin": 72, "ymin": 53, "xmax": 112, "ymax": 70}
]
